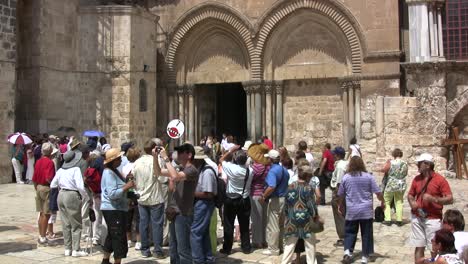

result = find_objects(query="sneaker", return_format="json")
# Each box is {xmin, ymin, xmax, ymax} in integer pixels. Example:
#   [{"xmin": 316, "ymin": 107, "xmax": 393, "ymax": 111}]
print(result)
[
  {"xmin": 17, "ymin": 181, "xmax": 25, "ymax": 184},
  {"xmin": 135, "ymin": 242, "xmax": 142, "ymax": 250},
  {"xmin": 141, "ymin": 250, "xmax": 152, "ymax": 258},
  {"xmin": 342, "ymin": 254, "xmax": 353, "ymax": 264},
  {"xmin": 154, "ymin": 252, "xmax": 166, "ymax": 259},
  {"xmin": 127, "ymin": 240, "xmax": 133, "ymax": 248},
  {"xmin": 64, "ymin": 249, "xmax": 71, "ymax": 256},
  {"xmin": 261, "ymin": 249, "xmax": 279, "ymax": 256},
  {"xmin": 37, "ymin": 237, "xmax": 48, "ymax": 246},
  {"xmin": 92, "ymin": 238, "xmax": 100, "ymax": 246},
  {"xmin": 242, "ymin": 248, "xmax": 252, "ymax": 254},
  {"xmin": 334, "ymin": 239, "xmax": 344, "ymax": 247},
  {"xmin": 72, "ymin": 250, "xmax": 89, "ymax": 257},
  {"xmin": 382, "ymin": 221, "xmax": 392, "ymax": 226},
  {"xmin": 396, "ymin": 221, "xmax": 403, "ymax": 227}
]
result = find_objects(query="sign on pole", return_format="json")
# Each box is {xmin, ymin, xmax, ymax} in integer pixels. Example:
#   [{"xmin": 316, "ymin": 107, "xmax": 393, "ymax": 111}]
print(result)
[{"xmin": 166, "ymin": 119, "xmax": 185, "ymax": 139}]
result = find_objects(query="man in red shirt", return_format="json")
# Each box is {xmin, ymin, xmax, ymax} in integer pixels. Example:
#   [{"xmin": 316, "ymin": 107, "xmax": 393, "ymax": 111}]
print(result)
[
  {"xmin": 318, "ymin": 143, "xmax": 335, "ymax": 205},
  {"xmin": 407, "ymin": 153, "xmax": 453, "ymax": 263},
  {"xmin": 32, "ymin": 142, "xmax": 56, "ymax": 245}
]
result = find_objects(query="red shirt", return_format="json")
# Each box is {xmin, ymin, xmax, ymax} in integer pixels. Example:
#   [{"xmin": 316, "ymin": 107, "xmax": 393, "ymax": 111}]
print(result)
[
  {"xmin": 408, "ymin": 172, "xmax": 452, "ymax": 219},
  {"xmin": 323, "ymin": 149, "xmax": 335, "ymax": 172},
  {"xmin": 32, "ymin": 157, "xmax": 55, "ymax": 185}
]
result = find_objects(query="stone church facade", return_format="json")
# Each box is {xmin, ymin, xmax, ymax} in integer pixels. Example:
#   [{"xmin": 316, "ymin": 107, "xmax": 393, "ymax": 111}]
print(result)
[{"xmin": 0, "ymin": 0, "xmax": 467, "ymax": 182}]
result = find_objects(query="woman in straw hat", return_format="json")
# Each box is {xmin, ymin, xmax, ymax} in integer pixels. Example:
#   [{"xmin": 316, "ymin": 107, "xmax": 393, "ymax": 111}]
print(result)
[
  {"xmin": 247, "ymin": 143, "xmax": 271, "ymax": 249},
  {"xmin": 100, "ymin": 148, "xmax": 135, "ymax": 264},
  {"xmin": 50, "ymin": 150, "xmax": 89, "ymax": 257}
]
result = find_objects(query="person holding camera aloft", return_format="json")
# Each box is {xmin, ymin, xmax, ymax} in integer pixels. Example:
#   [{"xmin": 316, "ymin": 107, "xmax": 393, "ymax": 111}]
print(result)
[
  {"xmin": 407, "ymin": 153, "xmax": 453, "ymax": 264},
  {"xmin": 132, "ymin": 140, "xmax": 166, "ymax": 259}
]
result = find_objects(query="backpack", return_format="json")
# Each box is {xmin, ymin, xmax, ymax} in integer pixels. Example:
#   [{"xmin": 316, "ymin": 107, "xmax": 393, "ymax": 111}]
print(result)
[
  {"xmin": 84, "ymin": 167, "xmax": 101, "ymax": 194},
  {"xmin": 201, "ymin": 165, "xmax": 225, "ymax": 209}
]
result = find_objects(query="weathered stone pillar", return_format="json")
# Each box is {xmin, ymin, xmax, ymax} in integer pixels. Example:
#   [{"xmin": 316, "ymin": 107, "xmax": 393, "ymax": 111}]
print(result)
[
  {"xmin": 437, "ymin": 6, "xmax": 444, "ymax": 58},
  {"xmin": 254, "ymin": 84, "xmax": 263, "ymax": 141},
  {"xmin": 187, "ymin": 85, "xmax": 195, "ymax": 144},
  {"xmin": 275, "ymin": 81, "xmax": 284, "ymax": 147},
  {"xmin": 342, "ymin": 82, "xmax": 349, "ymax": 147},
  {"xmin": 348, "ymin": 84, "xmax": 355, "ymax": 139},
  {"xmin": 407, "ymin": 0, "xmax": 431, "ymax": 62},
  {"xmin": 265, "ymin": 82, "xmax": 273, "ymax": 139},
  {"xmin": 429, "ymin": 5, "xmax": 436, "ymax": 57},
  {"xmin": 376, "ymin": 96, "xmax": 385, "ymax": 157},
  {"xmin": 244, "ymin": 86, "xmax": 252, "ymax": 140},
  {"xmin": 177, "ymin": 86, "xmax": 185, "ymax": 142},
  {"xmin": 354, "ymin": 81, "xmax": 361, "ymax": 140}
]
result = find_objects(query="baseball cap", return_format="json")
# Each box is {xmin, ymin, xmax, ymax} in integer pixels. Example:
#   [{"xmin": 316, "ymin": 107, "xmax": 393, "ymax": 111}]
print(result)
[
  {"xmin": 332, "ymin": 146, "xmax": 346, "ymax": 156},
  {"xmin": 264, "ymin": 149, "xmax": 280, "ymax": 159},
  {"xmin": 416, "ymin": 153, "xmax": 433, "ymax": 163}
]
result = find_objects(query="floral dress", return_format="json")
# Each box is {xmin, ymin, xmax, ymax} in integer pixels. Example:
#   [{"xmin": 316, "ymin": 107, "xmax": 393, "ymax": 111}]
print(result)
[
  {"xmin": 284, "ymin": 181, "xmax": 318, "ymax": 239},
  {"xmin": 385, "ymin": 158, "xmax": 408, "ymax": 193}
]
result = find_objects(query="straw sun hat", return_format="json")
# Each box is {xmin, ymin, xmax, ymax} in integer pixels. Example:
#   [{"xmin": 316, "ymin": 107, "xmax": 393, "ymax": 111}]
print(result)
[
  {"xmin": 247, "ymin": 143, "xmax": 270, "ymax": 165},
  {"xmin": 104, "ymin": 148, "xmax": 124, "ymax": 165}
]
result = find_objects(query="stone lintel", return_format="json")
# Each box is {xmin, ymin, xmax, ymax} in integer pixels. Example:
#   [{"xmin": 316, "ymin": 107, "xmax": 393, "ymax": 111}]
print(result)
[
  {"xmin": 405, "ymin": 0, "xmax": 445, "ymax": 5},
  {"xmin": 364, "ymin": 50, "xmax": 403, "ymax": 62},
  {"xmin": 401, "ymin": 61, "xmax": 456, "ymax": 74},
  {"xmin": 79, "ymin": 5, "xmax": 159, "ymax": 23}
]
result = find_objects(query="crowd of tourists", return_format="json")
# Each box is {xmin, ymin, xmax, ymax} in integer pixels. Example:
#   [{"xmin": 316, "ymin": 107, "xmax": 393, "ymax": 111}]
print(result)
[{"xmin": 10, "ymin": 133, "xmax": 468, "ymax": 264}]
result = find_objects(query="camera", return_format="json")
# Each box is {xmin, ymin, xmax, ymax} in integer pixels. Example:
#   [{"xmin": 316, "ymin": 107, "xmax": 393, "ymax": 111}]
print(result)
[
  {"xmin": 417, "ymin": 208, "xmax": 427, "ymax": 218},
  {"xmin": 127, "ymin": 191, "xmax": 140, "ymax": 200}
]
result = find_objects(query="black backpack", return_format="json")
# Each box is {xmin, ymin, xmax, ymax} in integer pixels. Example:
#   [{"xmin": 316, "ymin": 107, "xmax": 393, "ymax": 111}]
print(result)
[{"xmin": 201, "ymin": 165, "xmax": 226, "ymax": 209}]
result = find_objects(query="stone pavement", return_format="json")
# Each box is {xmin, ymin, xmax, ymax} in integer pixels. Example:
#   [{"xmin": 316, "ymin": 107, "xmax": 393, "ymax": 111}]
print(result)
[{"xmin": 0, "ymin": 176, "xmax": 467, "ymax": 264}]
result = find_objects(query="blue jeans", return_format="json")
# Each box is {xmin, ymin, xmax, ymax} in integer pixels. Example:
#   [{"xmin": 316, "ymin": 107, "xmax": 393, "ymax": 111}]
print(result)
[
  {"xmin": 170, "ymin": 214, "xmax": 193, "ymax": 264},
  {"xmin": 191, "ymin": 200, "xmax": 215, "ymax": 264},
  {"xmin": 344, "ymin": 218, "xmax": 374, "ymax": 257},
  {"xmin": 138, "ymin": 203, "xmax": 164, "ymax": 254}
]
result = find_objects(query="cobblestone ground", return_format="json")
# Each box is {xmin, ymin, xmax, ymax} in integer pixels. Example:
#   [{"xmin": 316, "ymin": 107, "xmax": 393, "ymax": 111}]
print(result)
[{"xmin": 0, "ymin": 176, "xmax": 467, "ymax": 264}]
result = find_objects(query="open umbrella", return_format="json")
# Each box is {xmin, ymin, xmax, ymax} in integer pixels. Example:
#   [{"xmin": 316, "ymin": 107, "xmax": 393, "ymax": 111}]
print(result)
[
  {"xmin": 7, "ymin": 132, "xmax": 33, "ymax": 145},
  {"xmin": 83, "ymin": 130, "xmax": 105, "ymax": 137}
]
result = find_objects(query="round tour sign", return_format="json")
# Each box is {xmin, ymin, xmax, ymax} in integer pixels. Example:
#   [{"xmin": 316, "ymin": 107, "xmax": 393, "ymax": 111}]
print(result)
[{"xmin": 166, "ymin": 119, "xmax": 185, "ymax": 139}]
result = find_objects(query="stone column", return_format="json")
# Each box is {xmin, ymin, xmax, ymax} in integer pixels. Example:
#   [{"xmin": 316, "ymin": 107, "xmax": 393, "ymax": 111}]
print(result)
[
  {"xmin": 376, "ymin": 96, "xmax": 385, "ymax": 157},
  {"xmin": 244, "ymin": 86, "xmax": 252, "ymax": 140},
  {"xmin": 177, "ymin": 85, "xmax": 186, "ymax": 142},
  {"xmin": 187, "ymin": 85, "xmax": 195, "ymax": 144},
  {"xmin": 437, "ymin": 6, "xmax": 444, "ymax": 58},
  {"xmin": 264, "ymin": 82, "xmax": 273, "ymax": 139},
  {"xmin": 254, "ymin": 84, "xmax": 263, "ymax": 141},
  {"xmin": 432, "ymin": 5, "xmax": 439, "ymax": 57},
  {"xmin": 348, "ymin": 83, "xmax": 355, "ymax": 139},
  {"xmin": 354, "ymin": 81, "xmax": 361, "ymax": 140},
  {"xmin": 341, "ymin": 82, "xmax": 349, "ymax": 147},
  {"xmin": 275, "ymin": 82, "xmax": 284, "ymax": 147},
  {"xmin": 428, "ymin": 5, "xmax": 436, "ymax": 57},
  {"xmin": 407, "ymin": 1, "xmax": 431, "ymax": 62}
]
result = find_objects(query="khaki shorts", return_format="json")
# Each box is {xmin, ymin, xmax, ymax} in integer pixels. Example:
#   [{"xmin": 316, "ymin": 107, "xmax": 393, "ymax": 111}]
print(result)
[
  {"xmin": 407, "ymin": 215, "xmax": 441, "ymax": 251},
  {"xmin": 35, "ymin": 185, "xmax": 51, "ymax": 214}
]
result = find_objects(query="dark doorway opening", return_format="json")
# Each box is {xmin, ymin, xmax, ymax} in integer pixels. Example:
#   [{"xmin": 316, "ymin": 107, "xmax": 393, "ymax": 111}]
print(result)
[{"xmin": 215, "ymin": 83, "xmax": 247, "ymax": 144}]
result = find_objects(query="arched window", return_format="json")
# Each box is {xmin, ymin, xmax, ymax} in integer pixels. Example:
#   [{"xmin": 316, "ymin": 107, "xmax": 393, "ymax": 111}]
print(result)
[{"xmin": 139, "ymin": 79, "xmax": 147, "ymax": 112}]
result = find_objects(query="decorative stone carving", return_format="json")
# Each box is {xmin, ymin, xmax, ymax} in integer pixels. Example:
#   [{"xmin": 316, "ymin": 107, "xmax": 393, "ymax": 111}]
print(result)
[
  {"xmin": 274, "ymin": 82, "xmax": 283, "ymax": 94},
  {"xmin": 176, "ymin": 85, "xmax": 185, "ymax": 95},
  {"xmin": 186, "ymin": 84, "xmax": 194, "ymax": 96},
  {"xmin": 264, "ymin": 82, "xmax": 274, "ymax": 94}
]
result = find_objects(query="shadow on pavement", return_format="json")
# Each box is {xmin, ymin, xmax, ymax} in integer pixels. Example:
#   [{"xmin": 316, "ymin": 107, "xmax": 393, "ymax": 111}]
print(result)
[
  {"xmin": 0, "ymin": 242, "xmax": 37, "ymax": 254},
  {"xmin": 0, "ymin": 225, "xmax": 19, "ymax": 232}
]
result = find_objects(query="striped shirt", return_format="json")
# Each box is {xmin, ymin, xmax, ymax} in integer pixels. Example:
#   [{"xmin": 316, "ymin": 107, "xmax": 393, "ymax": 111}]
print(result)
[{"xmin": 337, "ymin": 172, "xmax": 381, "ymax": 220}]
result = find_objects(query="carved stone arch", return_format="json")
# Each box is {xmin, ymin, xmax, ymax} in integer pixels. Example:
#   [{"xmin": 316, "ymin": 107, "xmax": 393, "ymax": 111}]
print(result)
[
  {"xmin": 447, "ymin": 89, "xmax": 468, "ymax": 125},
  {"xmin": 166, "ymin": 2, "xmax": 255, "ymax": 84},
  {"xmin": 254, "ymin": 0, "xmax": 367, "ymax": 79}
]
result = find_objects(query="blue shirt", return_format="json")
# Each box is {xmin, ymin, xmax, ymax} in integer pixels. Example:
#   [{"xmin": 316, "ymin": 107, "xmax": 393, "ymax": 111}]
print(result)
[
  {"xmin": 265, "ymin": 163, "xmax": 289, "ymax": 197},
  {"xmin": 101, "ymin": 168, "xmax": 128, "ymax": 212}
]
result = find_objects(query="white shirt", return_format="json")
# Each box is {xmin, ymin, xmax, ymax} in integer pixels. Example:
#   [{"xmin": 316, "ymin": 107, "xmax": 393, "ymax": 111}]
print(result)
[
  {"xmin": 331, "ymin": 159, "xmax": 349, "ymax": 188},
  {"xmin": 222, "ymin": 161, "xmax": 252, "ymax": 198},
  {"xmin": 454, "ymin": 231, "xmax": 468, "ymax": 257},
  {"xmin": 50, "ymin": 167, "xmax": 87, "ymax": 198},
  {"xmin": 132, "ymin": 154, "xmax": 164, "ymax": 206},
  {"xmin": 122, "ymin": 162, "xmax": 135, "ymax": 178},
  {"xmin": 305, "ymin": 152, "xmax": 314, "ymax": 164},
  {"xmin": 350, "ymin": 144, "xmax": 361, "ymax": 157}
]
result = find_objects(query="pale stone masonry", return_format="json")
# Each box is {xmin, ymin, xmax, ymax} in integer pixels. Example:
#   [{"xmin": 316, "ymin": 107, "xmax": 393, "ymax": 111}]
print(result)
[{"xmin": 0, "ymin": 0, "xmax": 16, "ymax": 183}]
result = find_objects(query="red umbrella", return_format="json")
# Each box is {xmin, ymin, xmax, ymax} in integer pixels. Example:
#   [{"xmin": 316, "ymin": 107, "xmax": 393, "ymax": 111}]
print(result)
[{"xmin": 7, "ymin": 132, "xmax": 33, "ymax": 145}]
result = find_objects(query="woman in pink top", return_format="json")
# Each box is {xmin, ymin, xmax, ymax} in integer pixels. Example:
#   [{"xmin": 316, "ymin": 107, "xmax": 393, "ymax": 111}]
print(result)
[{"xmin": 250, "ymin": 161, "xmax": 270, "ymax": 248}]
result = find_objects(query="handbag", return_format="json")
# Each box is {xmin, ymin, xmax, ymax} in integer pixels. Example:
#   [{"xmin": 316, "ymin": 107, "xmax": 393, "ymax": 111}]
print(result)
[
  {"xmin": 165, "ymin": 207, "xmax": 179, "ymax": 222},
  {"xmin": 310, "ymin": 216, "xmax": 324, "ymax": 233}
]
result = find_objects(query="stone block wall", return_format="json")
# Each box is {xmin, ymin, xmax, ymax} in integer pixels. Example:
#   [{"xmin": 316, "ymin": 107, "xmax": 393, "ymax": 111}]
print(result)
[
  {"xmin": 0, "ymin": 0, "xmax": 16, "ymax": 183},
  {"xmin": 283, "ymin": 79, "xmax": 343, "ymax": 156}
]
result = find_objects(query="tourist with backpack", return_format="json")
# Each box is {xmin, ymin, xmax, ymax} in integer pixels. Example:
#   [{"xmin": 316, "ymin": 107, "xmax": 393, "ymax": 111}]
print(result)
[
  {"xmin": 219, "ymin": 145, "xmax": 253, "ymax": 255},
  {"xmin": 85, "ymin": 152, "xmax": 105, "ymax": 246},
  {"xmin": 190, "ymin": 146, "xmax": 218, "ymax": 264}
]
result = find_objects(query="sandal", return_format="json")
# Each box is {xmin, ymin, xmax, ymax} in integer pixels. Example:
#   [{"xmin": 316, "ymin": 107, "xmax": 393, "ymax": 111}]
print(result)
[{"xmin": 46, "ymin": 232, "xmax": 56, "ymax": 239}]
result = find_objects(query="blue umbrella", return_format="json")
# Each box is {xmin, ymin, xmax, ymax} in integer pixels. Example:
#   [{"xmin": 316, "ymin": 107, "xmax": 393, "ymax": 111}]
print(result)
[{"xmin": 83, "ymin": 130, "xmax": 105, "ymax": 137}]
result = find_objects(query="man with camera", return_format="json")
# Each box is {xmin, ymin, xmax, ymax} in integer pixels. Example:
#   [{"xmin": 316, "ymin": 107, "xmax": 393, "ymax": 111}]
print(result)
[
  {"xmin": 407, "ymin": 153, "xmax": 453, "ymax": 263},
  {"xmin": 132, "ymin": 140, "xmax": 166, "ymax": 258}
]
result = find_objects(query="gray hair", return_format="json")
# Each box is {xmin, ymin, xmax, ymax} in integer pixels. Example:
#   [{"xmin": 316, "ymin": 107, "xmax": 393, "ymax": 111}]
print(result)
[
  {"xmin": 152, "ymin": 138, "xmax": 163, "ymax": 147},
  {"xmin": 41, "ymin": 142, "xmax": 53, "ymax": 156}
]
